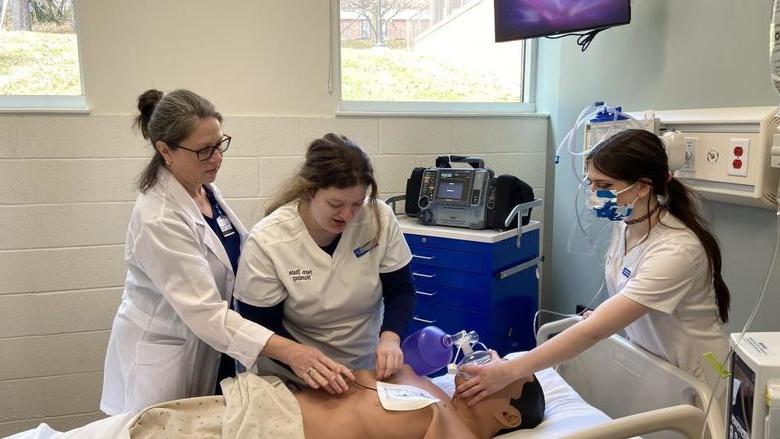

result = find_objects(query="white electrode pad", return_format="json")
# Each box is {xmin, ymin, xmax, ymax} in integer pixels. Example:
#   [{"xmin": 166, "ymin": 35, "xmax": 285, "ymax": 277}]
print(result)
[{"xmin": 376, "ymin": 381, "xmax": 440, "ymax": 411}]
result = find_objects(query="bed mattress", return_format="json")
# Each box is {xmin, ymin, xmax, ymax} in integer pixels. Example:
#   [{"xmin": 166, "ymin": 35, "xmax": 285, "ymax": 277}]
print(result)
[{"xmin": 432, "ymin": 366, "xmax": 612, "ymax": 439}]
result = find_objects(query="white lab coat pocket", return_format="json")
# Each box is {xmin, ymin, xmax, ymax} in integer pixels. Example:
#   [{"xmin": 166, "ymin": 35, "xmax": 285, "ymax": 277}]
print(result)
[{"xmin": 126, "ymin": 339, "xmax": 193, "ymax": 410}]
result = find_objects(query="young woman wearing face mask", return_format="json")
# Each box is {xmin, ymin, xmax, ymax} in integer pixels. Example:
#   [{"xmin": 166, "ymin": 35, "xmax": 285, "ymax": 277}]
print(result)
[
  {"xmin": 233, "ymin": 133, "xmax": 416, "ymax": 390},
  {"xmin": 456, "ymin": 129, "xmax": 731, "ymax": 414}
]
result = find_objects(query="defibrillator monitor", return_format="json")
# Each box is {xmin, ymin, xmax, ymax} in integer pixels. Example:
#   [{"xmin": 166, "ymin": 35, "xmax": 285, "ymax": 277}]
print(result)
[
  {"xmin": 406, "ymin": 155, "xmax": 535, "ymax": 230},
  {"xmin": 418, "ymin": 167, "xmax": 491, "ymax": 229}
]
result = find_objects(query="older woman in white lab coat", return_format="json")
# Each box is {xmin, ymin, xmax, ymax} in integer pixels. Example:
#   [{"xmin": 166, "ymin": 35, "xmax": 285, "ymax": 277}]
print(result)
[{"xmin": 100, "ymin": 90, "xmax": 352, "ymax": 415}]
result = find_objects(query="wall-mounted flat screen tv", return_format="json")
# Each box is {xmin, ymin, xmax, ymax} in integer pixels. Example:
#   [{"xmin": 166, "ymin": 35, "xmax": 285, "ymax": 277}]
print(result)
[{"xmin": 495, "ymin": 0, "xmax": 631, "ymax": 42}]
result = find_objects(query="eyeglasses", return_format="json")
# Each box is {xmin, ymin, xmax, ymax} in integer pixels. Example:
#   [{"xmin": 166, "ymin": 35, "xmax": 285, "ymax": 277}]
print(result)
[{"xmin": 169, "ymin": 135, "xmax": 231, "ymax": 161}]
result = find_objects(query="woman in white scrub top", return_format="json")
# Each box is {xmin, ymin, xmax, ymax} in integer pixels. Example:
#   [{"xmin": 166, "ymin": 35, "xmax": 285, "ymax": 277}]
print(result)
[
  {"xmin": 101, "ymin": 91, "xmax": 353, "ymax": 415},
  {"xmin": 457, "ymin": 129, "xmax": 731, "ymax": 414},
  {"xmin": 234, "ymin": 133, "xmax": 416, "ymax": 388}
]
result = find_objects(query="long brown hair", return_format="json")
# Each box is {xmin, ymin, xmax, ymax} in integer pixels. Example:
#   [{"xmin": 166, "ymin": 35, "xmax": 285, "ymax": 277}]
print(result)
[
  {"xmin": 133, "ymin": 89, "xmax": 223, "ymax": 192},
  {"xmin": 266, "ymin": 133, "xmax": 381, "ymax": 240},
  {"xmin": 587, "ymin": 129, "xmax": 730, "ymax": 323}
]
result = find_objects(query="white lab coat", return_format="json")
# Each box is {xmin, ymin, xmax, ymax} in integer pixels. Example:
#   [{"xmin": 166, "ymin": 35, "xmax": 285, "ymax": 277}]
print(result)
[{"xmin": 101, "ymin": 168, "xmax": 274, "ymax": 415}]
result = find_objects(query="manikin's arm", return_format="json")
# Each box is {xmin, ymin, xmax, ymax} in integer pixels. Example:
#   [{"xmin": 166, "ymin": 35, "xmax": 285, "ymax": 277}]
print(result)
[{"xmin": 458, "ymin": 294, "xmax": 649, "ymax": 404}]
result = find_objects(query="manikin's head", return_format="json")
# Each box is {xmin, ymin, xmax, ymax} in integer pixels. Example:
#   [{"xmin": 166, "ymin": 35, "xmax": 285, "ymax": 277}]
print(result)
[{"xmin": 452, "ymin": 367, "xmax": 545, "ymax": 437}]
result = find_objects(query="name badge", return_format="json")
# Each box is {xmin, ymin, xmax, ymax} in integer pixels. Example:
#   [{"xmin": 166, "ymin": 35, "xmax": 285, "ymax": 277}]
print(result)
[
  {"xmin": 216, "ymin": 215, "xmax": 236, "ymax": 237},
  {"xmin": 353, "ymin": 239, "xmax": 378, "ymax": 258}
]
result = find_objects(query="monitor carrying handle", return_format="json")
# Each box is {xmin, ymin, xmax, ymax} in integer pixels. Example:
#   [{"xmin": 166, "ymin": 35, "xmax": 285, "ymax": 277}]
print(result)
[{"xmin": 435, "ymin": 155, "xmax": 485, "ymax": 169}]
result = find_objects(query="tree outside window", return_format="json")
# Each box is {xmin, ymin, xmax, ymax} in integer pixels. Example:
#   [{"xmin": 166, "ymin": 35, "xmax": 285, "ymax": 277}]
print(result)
[
  {"xmin": 0, "ymin": 0, "xmax": 82, "ymax": 96},
  {"xmin": 339, "ymin": 0, "xmax": 525, "ymax": 104}
]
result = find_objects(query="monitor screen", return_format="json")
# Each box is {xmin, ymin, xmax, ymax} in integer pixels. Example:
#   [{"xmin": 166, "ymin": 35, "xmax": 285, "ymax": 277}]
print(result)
[
  {"xmin": 727, "ymin": 354, "xmax": 755, "ymax": 439},
  {"xmin": 437, "ymin": 181, "xmax": 465, "ymax": 200},
  {"xmin": 494, "ymin": 0, "xmax": 631, "ymax": 42}
]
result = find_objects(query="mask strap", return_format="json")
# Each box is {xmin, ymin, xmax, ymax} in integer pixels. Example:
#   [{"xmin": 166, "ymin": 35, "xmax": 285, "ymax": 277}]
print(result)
[
  {"xmin": 614, "ymin": 181, "xmax": 636, "ymax": 196},
  {"xmin": 447, "ymin": 345, "xmax": 464, "ymax": 375}
]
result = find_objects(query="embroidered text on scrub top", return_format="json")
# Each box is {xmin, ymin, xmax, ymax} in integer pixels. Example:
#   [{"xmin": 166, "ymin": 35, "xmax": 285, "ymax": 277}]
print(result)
[{"xmin": 288, "ymin": 268, "xmax": 313, "ymax": 282}]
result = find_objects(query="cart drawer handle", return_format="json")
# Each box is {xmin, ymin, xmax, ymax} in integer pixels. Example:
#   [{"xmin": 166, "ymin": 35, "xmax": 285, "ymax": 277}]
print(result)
[{"xmin": 412, "ymin": 254, "xmax": 436, "ymax": 260}]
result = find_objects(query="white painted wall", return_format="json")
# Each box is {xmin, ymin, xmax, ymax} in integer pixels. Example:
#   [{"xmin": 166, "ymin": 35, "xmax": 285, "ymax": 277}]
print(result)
[{"xmin": 0, "ymin": 1, "xmax": 547, "ymax": 434}]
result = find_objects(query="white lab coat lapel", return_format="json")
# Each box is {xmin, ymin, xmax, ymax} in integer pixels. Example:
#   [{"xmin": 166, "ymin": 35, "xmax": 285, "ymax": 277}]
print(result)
[{"xmin": 159, "ymin": 170, "xmax": 234, "ymax": 275}]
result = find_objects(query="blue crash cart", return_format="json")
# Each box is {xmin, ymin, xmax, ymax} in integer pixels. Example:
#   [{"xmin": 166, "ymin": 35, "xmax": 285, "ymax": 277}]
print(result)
[{"xmin": 398, "ymin": 216, "xmax": 542, "ymax": 356}]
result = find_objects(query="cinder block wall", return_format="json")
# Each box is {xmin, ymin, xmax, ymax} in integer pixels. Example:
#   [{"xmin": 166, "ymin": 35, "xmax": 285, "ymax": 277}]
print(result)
[{"xmin": 0, "ymin": 113, "xmax": 547, "ymax": 435}]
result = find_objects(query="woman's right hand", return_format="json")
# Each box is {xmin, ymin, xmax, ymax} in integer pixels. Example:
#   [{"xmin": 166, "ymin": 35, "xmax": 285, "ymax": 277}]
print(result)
[
  {"xmin": 263, "ymin": 335, "xmax": 355, "ymax": 394},
  {"xmin": 456, "ymin": 350, "xmax": 517, "ymax": 406},
  {"xmin": 284, "ymin": 343, "xmax": 355, "ymax": 394}
]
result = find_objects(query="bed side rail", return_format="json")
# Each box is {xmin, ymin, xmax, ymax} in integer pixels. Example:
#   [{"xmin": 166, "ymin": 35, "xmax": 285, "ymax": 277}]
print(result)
[
  {"xmin": 535, "ymin": 317, "xmax": 725, "ymax": 439},
  {"xmin": 558, "ymin": 404, "xmax": 705, "ymax": 439},
  {"xmin": 535, "ymin": 315, "xmax": 582, "ymax": 345}
]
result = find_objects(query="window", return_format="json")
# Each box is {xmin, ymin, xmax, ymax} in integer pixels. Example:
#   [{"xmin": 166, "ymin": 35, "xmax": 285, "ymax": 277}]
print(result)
[
  {"xmin": 0, "ymin": 0, "xmax": 85, "ymax": 111},
  {"xmin": 337, "ymin": 0, "xmax": 533, "ymax": 114}
]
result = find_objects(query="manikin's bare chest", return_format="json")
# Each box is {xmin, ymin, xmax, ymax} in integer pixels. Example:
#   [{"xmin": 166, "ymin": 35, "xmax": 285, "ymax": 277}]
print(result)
[
  {"xmin": 296, "ymin": 385, "xmax": 433, "ymax": 439},
  {"xmin": 295, "ymin": 367, "xmax": 462, "ymax": 439}
]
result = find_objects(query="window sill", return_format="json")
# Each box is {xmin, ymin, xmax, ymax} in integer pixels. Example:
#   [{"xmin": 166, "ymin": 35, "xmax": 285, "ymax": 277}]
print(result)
[
  {"xmin": 336, "ymin": 101, "xmax": 546, "ymax": 118},
  {"xmin": 0, "ymin": 95, "xmax": 89, "ymax": 114}
]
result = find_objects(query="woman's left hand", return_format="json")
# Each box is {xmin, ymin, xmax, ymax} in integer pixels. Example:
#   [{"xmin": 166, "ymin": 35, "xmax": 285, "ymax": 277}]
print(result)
[
  {"xmin": 375, "ymin": 331, "xmax": 404, "ymax": 379},
  {"xmin": 456, "ymin": 350, "xmax": 516, "ymax": 406}
]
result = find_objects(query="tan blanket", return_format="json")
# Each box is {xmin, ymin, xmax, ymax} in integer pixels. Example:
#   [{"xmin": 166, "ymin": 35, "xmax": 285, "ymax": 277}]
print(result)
[{"xmin": 129, "ymin": 373, "xmax": 305, "ymax": 439}]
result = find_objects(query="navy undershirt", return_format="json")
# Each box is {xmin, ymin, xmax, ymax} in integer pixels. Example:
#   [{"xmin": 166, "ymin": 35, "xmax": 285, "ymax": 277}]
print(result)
[
  {"xmin": 202, "ymin": 185, "xmax": 241, "ymax": 393},
  {"xmin": 202, "ymin": 186, "xmax": 240, "ymax": 274}
]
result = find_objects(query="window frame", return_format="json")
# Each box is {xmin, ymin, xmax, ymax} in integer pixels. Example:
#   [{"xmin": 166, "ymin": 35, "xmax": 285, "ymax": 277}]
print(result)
[
  {"xmin": 0, "ymin": 0, "xmax": 88, "ymax": 113},
  {"xmin": 332, "ymin": 0, "xmax": 536, "ymax": 116}
]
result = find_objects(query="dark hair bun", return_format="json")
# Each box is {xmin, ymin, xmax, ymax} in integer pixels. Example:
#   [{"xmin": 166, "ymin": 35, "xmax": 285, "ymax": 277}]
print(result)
[
  {"xmin": 137, "ymin": 89, "xmax": 163, "ymax": 117},
  {"xmin": 135, "ymin": 89, "xmax": 164, "ymax": 140}
]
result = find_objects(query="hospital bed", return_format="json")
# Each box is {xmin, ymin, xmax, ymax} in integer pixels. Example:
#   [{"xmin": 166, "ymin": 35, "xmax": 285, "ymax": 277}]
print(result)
[
  {"xmin": 7, "ymin": 317, "xmax": 722, "ymax": 439},
  {"xmin": 503, "ymin": 316, "xmax": 723, "ymax": 439},
  {"xmin": 432, "ymin": 316, "xmax": 721, "ymax": 438}
]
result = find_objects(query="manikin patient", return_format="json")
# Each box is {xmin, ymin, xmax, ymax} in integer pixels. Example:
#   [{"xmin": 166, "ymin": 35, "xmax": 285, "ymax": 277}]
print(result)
[
  {"xmin": 128, "ymin": 358, "xmax": 545, "ymax": 439},
  {"xmin": 296, "ymin": 365, "xmax": 544, "ymax": 438}
]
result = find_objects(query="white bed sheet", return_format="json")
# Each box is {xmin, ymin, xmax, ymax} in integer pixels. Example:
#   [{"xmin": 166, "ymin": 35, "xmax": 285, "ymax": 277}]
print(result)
[
  {"xmin": 11, "ymin": 367, "xmax": 611, "ymax": 439},
  {"xmin": 432, "ymin": 366, "xmax": 612, "ymax": 439}
]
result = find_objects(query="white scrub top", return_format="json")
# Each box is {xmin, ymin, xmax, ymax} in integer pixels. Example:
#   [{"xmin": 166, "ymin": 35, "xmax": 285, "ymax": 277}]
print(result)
[
  {"xmin": 234, "ymin": 199, "xmax": 412, "ymax": 371},
  {"xmin": 605, "ymin": 212, "xmax": 729, "ymax": 404},
  {"xmin": 100, "ymin": 168, "xmax": 273, "ymax": 415}
]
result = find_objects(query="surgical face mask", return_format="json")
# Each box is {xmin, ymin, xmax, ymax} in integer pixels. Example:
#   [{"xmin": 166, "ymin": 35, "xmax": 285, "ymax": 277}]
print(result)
[{"xmin": 586, "ymin": 182, "xmax": 638, "ymax": 222}]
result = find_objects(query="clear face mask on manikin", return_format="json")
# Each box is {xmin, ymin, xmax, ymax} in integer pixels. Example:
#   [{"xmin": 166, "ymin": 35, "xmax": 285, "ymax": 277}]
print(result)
[
  {"xmin": 441, "ymin": 331, "xmax": 493, "ymax": 379},
  {"xmin": 586, "ymin": 182, "xmax": 638, "ymax": 222}
]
